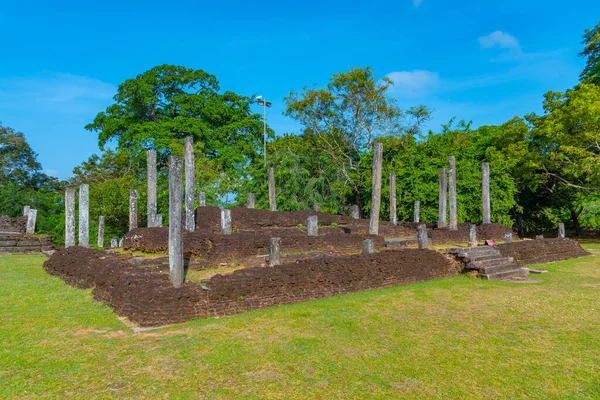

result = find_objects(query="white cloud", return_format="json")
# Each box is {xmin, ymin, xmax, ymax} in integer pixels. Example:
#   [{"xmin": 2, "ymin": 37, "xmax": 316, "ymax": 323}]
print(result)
[
  {"xmin": 478, "ymin": 30, "xmax": 521, "ymax": 51},
  {"xmin": 386, "ymin": 70, "xmax": 440, "ymax": 97},
  {"xmin": 0, "ymin": 73, "xmax": 116, "ymax": 115},
  {"xmin": 413, "ymin": 0, "xmax": 423, "ymax": 7}
]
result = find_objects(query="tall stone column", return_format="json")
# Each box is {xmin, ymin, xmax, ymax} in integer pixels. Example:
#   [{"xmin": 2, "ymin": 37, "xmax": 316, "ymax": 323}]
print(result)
[
  {"xmin": 168, "ymin": 156, "xmax": 184, "ymax": 288},
  {"xmin": 78, "ymin": 183, "xmax": 89, "ymax": 247},
  {"xmin": 247, "ymin": 193, "xmax": 255, "ymax": 209},
  {"xmin": 221, "ymin": 209, "xmax": 232, "ymax": 235},
  {"xmin": 390, "ymin": 172, "xmax": 397, "ymax": 225},
  {"xmin": 469, "ymin": 224, "xmax": 477, "ymax": 247},
  {"xmin": 147, "ymin": 150, "xmax": 157, "ymax": 227},
  {"xmin": 448, "ymin": 156, "xmax": 458, "ymax": 231},
  {"xmin": 417, "ymin": 224, "xmax": 429, "ymax": 249},
  {"xmin": 97, "ymin": 216, "xmax": 105, "ymax": 248},
  {"xmin": 184, "ymin": 136, "xmax": 195, "ymax": 232},
  {"xmin": 482, "ymin": 162, "xmax": 491, "ymax": 224},
  {"xmin": 268, "ymin": 167, "xmax": 276, "ymax": 211},
  {"xmin": 65, "ymin": 188, "xmax": 76, "ymax": 248},
  {"xmin": 351, "ymin": 205, "xmax": 360, "ymax": 219},
  {"xmin": 307, "ymin": 216, "xmax": 318, "ymax": 237},
  {"xmin": 23, "ymin": 205, "xmax": 30, "ymax": 217},
  {"xmin": 155, "ymin": 214, "xmax": 163, "ymax": 227},
  {"xmin": 369, "ymin": 142, "xmax": 383, "ymax": 235},
  {"xmin": 362, "ymin": 239, "xmax": 374, "ymax": 255},
  {"xmin": 129, "ymin": 189, "xmax": 138, "ymax": 231},
  {"xmin": 269, "ymin": 237, "xmax": 281, "ymax": 266},
  {"xmin": 558, "ymin": 223, "xmax": 566, "ymax": 238},
  {"xmin": 25, "ymin": 209, "xmax": 37, "ymax": 235},
  {"xmin": 414, "ymin": 201, "xmax": 421, "ymax": 223},
  {"xmin": 438, "ymin": 168, "xmax": 447, "ymax": 228},
  {"xmin": 199, "ymin": 191, "xmax": 206, "ymax": 207}
]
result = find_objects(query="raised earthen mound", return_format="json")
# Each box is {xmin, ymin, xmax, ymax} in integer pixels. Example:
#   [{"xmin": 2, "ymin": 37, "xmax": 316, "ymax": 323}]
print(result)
[
  {"xmin": 430, "ymin": 223, "xmax": 514, "ymax": 244},
  {"xmin": 124, "ymin": 227, "xmax": 387, "ymax": 263},
  {"xmin": 44, "ymin": 246, "xmax": 456, "ymax": 327},
  {"xmin": 497, "ymin": 238, "xmax": 590, "ymax": 266}
]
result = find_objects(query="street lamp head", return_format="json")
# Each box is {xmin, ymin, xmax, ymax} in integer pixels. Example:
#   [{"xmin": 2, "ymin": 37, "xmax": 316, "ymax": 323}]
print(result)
[
  {"xmin": 266, "ymin": 101, "xmax": 272, "ymax": 107},
  {"xmin": 257, "ymin": 100, "xmax": 265, "ymax": 106}
]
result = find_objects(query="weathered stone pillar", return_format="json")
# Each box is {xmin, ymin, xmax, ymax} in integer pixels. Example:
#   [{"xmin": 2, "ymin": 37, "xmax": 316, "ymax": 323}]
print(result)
[
  {"xmin": 221, "ymin": 208, "xmax": 232, "ymax": 235},
  {"xmin": 23, "ymin": 205, "xmax": 30, "ymax": 217},
  {"xmin": 362, "ymin": 239, "xmax": 374, "ymax": 254},
  {"xmin": 314, "ymin": 204, "xmax": 320, "ymax": 212},
  {"xmin": 97, "ymin": 216, "xmax": 105, "ymax": 248},
  {"xmin": 129, "ymin": 189, "xmax": 138, "ymax": 231},
  {"xmin": 414, "ymin": 201, "xmax": 421, "ymax": 223},
  {"xmin": 25, "ymin": 209, "xmax": 37, "ymax": 235},
  {"xmin": 417, "ymin": 224, "xmax": 429, "ymax": 249},
  {"xmin": 269, "ymin": 237, "xmax": 281, "ymax": 266},
  {"xmin": 448, "ymin": 156, "xmax": 458, "ymax": 231},
  {"xmin": 199, "ymin": 191, "xmax": 206, "ymax": 207},
  {"xmin": 307, "ymin": 215, "xmax": 318, "ymax": 237},
  {"xmin": 118, "ymin": 238, "xmax": 123, "ymax": 248},
  {"xmin": 351, "ymin": 205, "xmax": 360, "ymax": 219},
  {"xmin": 468, "ymin": 224, "xmax": 477, "ymax": 247},
  {"xmin": 65, "ymin": 188, "xmax": 76, "ymax": 248},
  {"xmin": 155, "ymin": 214, "xmax": 163, "ymax": 227},
  {"xmin": 110, "ymin": 238, "xmax": 118, "ymax": 248},
  {"xmin": 504, "ymin": 233, "xmax": 513, "ymax": 243},
  {"xmin": 247, "ymin": 193, "xmax": 255, "ymax": 209},
  {"xmin": 390, "ymin": 173, "xmax": 397, "ymax": 225},
  {"xmin": 268, "ymin": 167, "xmax": 276, "ymax": 211},
  {"xmin": 184, "ymin": 136, "xmax": 195, "ymax": 232},
  {"xmin": 558, "ymin": 223, "xmax": 565, "ymax": 238},
  {"xmin": 369, "ymin": 142, "xmax": 383, "ymax": 235},
  {"xmin": 535, "ymin": 235, "xmax": 544, "ymax": 240},
  {"xmin": 438, "ymin": 168, "xmax": 447, "ymax": 228},
  {"xmin": 147, "ymin": 150, "xmax": 157, "ymax": 227},
  {"xmin": 168, "ymin": 156, "xmax": 184, "ymax": 288},
  {"xmin": 78, "ymin": 183, "xmax": 89, "ymax": 247},
  {"xmin": 482, "ymin": 162, "xmax": 491, "ymax": 224}
]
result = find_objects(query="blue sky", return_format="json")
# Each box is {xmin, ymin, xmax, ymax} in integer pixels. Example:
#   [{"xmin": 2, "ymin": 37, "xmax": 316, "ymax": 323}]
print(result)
[{"xmin": 1, "ymin": 0, "xmax": 598, "ymax": 179}]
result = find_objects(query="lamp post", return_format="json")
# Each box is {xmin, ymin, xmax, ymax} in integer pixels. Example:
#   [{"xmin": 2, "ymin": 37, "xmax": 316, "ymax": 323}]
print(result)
[{"xmin": 256, "ymin": 95, "xmax": 271, "ymax": 167}]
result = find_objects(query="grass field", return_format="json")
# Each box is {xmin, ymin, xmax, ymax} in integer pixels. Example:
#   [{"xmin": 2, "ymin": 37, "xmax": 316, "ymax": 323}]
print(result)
[{"xmin": 1, "ymin": 243, "xmax": 600, "ymax": 399}]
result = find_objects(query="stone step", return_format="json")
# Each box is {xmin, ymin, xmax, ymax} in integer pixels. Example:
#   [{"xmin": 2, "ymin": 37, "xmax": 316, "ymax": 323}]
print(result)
[
  {"xmin": 480, "ymin": 268, "xmax": 529, "ymax": 280},
  {"xmin": 448, "ymin": 246, "xmax": 497, "ymax": 254},
  {"xmin": 478, "ymin": 263, "xmax": 521, "ymax": 275},
  {"xmin": 468, "ymin": 257, "xmax": 514, "ymax": 268},
  {"xmin": 0, "ymin": 246, "xmax": 43, "ymax": 253},
  {"xmin": 461, "ymin": 254, "xmax": 503, "ymax": 263}
]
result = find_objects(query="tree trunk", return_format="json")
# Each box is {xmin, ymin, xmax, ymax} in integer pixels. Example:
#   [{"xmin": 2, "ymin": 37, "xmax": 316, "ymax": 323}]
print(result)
[{"xmin": 568, "ymin": 206, "xmax": 583, "ymax": 237}]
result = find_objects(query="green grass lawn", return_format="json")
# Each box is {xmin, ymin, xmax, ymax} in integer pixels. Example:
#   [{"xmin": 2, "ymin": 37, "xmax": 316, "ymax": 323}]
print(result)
[{"xmin": 1, "ymin": 244, "xmax": 600, "ymax": 399}]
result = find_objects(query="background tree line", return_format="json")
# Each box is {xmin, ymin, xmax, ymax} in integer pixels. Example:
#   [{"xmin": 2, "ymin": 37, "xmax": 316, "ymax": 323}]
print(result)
[{"xmin": 1, "ymin": 22, "xmax": 599, "ymax": 244}]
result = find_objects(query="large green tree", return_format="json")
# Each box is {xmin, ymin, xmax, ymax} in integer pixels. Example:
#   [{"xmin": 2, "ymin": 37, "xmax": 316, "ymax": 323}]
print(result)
[{"xmin": 580, "ymin": 21, "xmax": 600, "ymax": 85}]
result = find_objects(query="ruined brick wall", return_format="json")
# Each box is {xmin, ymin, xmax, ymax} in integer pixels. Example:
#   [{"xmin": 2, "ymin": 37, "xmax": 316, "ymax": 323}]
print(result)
[
  {"xmin": 44, "ymin": 247, "xmax": 456, "ymax": 327},
  {"xmin": 497, "ymin": 238, "xmax": 590, "ymax": 266}
]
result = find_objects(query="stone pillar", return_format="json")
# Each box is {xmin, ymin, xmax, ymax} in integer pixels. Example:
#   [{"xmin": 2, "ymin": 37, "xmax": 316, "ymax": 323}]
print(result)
[
  {"xmin": 468, "ymin": 224, "xmax": 477, "ymax": 247},
  {"xmin": 448, "ymin": 156, "xmax": 458, "ymax": 231},
  {"xmin": 504, "ymin": 233, "xmax": 513, "ymax": 243},
  {"xmin": 247, "ymin": 193, "xmax": 255, "ymax": 209},
  {"xmin": 65, "ymin": 188, "xmax": 76, "ymax": 248},
  {"xmin": 558, "ymin": 223, "xmax": 566, "ymax": 238},
  {"xmin": 369, "ymin": 142, "xmax": 383, "ymax": 235},
  {"xmin": 438, "ymin": 168, "xmax": 447, "ymax": 228},
  {"xmin": 314, "ymin": 203, "xmax": 320, "ymax": 212},
  {"xmin": 362, "ymin": 239, "xmax": 374, "ymax": 255},
  {"xmin": 535, "ymin": 235, "xmax": 544, "ymax": 240},
  {"xmin": 110, "ymin": 238, "xmax": 118, "ymax": 248},
  {"xmin": 390, "ymin": 173, "xmax": 397, "ymax": 225},
  {"xmin": 147, "ymin": 150, "xmax": 157, "ymax": 227},
  {"xmin": 23, "ymin": 205, "xmax": 30, "ymax": 217},
  {"xmin": 221, "ymin": 208, "xmax": 232, "ymax": 235},
  {"xmin": 78, "ymin": 183, "xmax": 89, "ymax": 247},
  {"xmin": 414, "ymin": 201, "xmax": 420, "ymax": 223},
  {"xmin": 269, "ymin": 237, "xmax": 281, "ymax": 266},
  {"xmin": 118, "ymin": 238, "xmax": 123, "ymax": 248},
  {"xmin": 25, "ymin": 209, "xmax": 37, "ymax": 235},
  {"xmin": 268, "ymin": 167, "xmax": 276, "ymax": 211},
  {"xmin": 417, "ymin": 224, "xmax": 429, "ymax": 249},
  {"xmin": 307, "ymin": 215, "xmax": 318, "ymax": 237},
  {"xmin": 168, "ymin": 156, "xmax": 184, "ymax": 288},
  {"xmin": 482, "ymin": 162, "xmax": 491, "ymax": 224},
  {"xmin": 199, "ymin": 191, "xmax": 206, "ymax": 207},
  {"xmin": 184, "ymin": 136, "xmax": 195, "ymax": 232},
  {"xmin": 155, "ymin": 214, "xmax": 163, "ymax": 227},
  {"xmin": 97, "ymin": 216, "xmax": 105, "ymax": 248},
  {"xmin": 129, "ymin": 189, "xmax": 138, "ymax": 231},
  {"xmin": 351, "ymin": 205, "xmax": 360, "ymax": 220}
]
